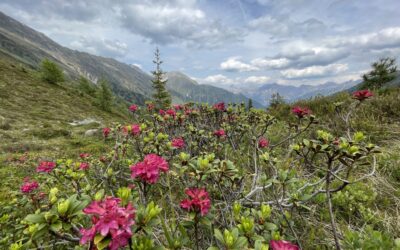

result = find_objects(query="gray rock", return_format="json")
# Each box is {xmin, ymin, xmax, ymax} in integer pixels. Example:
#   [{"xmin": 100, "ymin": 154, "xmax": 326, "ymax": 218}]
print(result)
[{"xmin": 84, "ymin": 129, "xmax": 99, "ymax": 137}]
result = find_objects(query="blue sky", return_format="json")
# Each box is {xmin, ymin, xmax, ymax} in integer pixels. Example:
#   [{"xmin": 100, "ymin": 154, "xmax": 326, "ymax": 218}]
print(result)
[{"xmin": 1, "ymin": 0, "xmax": 400, "ymax": 89}]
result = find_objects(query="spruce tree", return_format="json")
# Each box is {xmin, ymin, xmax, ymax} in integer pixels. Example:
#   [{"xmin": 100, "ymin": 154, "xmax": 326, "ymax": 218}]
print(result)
[
  {"xmin": 361, "ymin": 57, "xmax": 397, "ymax": 89},
  {"xmin": 247, "ymin": 98, "xmax": 253, "ymax": 110},
  {"xmin": 97, "ymin": 78, "xmax": 113, "ymax": 112},
  {"xmin": 151, "ymin": 48, "xmax": 171, "ymax": 109},
  {"xmin": 40, "ymin": 59, "xmax": 64, "ymax": 84}
]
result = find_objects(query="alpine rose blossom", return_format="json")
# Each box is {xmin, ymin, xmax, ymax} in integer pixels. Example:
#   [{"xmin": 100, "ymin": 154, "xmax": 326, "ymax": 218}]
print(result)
[
  {"xmin": 123, "ymin": 124, "xmax": 141, "ymax": 136},
  {"xmin": 130, "ymin": 154, "xmax": 169, "ymax": 184},
  {"xmin": 79, "ymin": 153, "xmax": 91, "ymax": 159},
  {"xmin": 291, "ymin": 106, "xmax": 311, "ymax": 118},
  {"xmin": 171, "ymin": 138, "xmax": 185, "ymax": 149},
  {"xmin": 79, "ymin": 162, "xmax": 90, "ymax": 170},
  {"xmin": 258, "ymin": 137, "xmax": 269, "ymax": 148},
  {"xmin": 352, "ymin": 90, "xmax": 373, "ymax": 101},
  {"xmin": 80, "ymin": 197, "xmax": 135, "ymax": 250},
  {"xmin": 173, "ymin": 104, "xmax": 183, "ymax": 110},
  {"xmin": 20, "ymin": 179, "xmax": 39, "ymax": 193},
  {"xmin": 213, "ymin": 102, "xmax": 226, "ymax": 111},
  {"xmin": 128, "ymin": 104, "xmax": 138, "ymax": 112},
  {"xmin": 166, "ymin": 109, "xmax": 177, "ymax": 118},
  {"xmin": 270, "ymin": 240, "xmax": 299, "ymax": 250},
  {"xmin": 103, "ymin": 127, "xmax": 111, "ymax": 138},
  {"xmin": 147, "ymin": 103, "xmax": 155, "ymax": 111},
  {"xmin": 180, "ymin": 188, "xmax": 211, "ymax": 216},
  {"xmin": 36, "ymin": 161, "xmax": 56, "ymax": 173},
  {"xmin": 213, "ymin": 129, "xmax": 226, "ymax": 138}
]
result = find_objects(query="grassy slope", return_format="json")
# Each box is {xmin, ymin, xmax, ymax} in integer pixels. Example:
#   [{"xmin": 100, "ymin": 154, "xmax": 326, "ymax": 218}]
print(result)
[{"xmin": 0, "ymin": 57, "xmax": 129, "ymax": 201}]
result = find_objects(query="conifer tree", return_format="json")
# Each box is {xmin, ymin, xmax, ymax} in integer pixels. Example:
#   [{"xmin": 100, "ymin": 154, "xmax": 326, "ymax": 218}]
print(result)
[
  {"xmin": 247, "ymin": 98, "xmax": 253, "ymax": 110},
  {"xmin": 97, "ymin": 78, "xmax": 113, "ymax": 112},
  {"xmin": 151, "ymin": 48, "xmax": 171, "ymax": 109},
  {"xmin": 361, "ymin": 57, "xmax": 397, "ymax": 89}
]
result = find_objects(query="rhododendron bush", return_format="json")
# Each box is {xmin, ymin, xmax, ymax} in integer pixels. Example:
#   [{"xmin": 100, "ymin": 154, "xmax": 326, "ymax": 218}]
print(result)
[{"xmin": 1, "ymin": 94, "xmax": 389, "ymax": 250}]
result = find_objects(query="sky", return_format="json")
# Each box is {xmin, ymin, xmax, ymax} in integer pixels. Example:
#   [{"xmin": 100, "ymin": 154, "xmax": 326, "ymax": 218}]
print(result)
[{"xmin": 1, "ymin": 0, "xmax": 400, "ymax": 89}]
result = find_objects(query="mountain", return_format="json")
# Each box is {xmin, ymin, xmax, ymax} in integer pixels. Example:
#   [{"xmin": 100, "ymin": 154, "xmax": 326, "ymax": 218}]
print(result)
[
  {"xmin": 166, "ymin": 72, "xmax": 263, "ymax": 107},
  {"xmin": 0, "ymin": 11, "xmax": 257, "ymax": 106},
  {"xmin": 234, "ymin": 80, "xmax": 359, "ymax": 106}
]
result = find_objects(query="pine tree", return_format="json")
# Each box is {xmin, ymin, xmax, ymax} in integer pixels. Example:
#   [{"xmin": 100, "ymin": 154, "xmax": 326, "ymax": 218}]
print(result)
[
  {"xmin": 151, "ymin": 48, "xmax": 171, "ymax": 109},
  {"xmin": 97, "ymin": 78, "xmax": 113, "ymax": 112},
  {"xmin": 361, "ymin": 57, "xmax": 397, "ymax": 89},
  {"xmin": 247, "ymin": 98, "xmax": 253, "ymax": 110},
  {"xmin": 40, "ymin": 59, "xmax": 64, "ymax": 84}
]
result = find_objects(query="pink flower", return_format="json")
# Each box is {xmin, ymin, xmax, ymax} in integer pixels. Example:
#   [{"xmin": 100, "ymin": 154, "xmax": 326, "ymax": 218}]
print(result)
[
  {"xmin": 166, "ymin": 109, "xmax": 177, "ymax": 118},
  {"xmin": 258, "ymin": 137, "xmax": 269, "ymax": 148},
  {"xmin": 270, "ymin": 240, "xmax": 299, "ymax": 250},
  {"xmin": 103, "ymin": 127, "xmax": 111, "ymax": 138},
  {"xmin": 20, "ymin": 179, "xmax": 39, "ymax": 193},
  {"xmin": 147, "ymin": 103, "xmax": 155, "ymax": 111},
  {"xmin": 80, "ymin": 153, "xmax": 91, "ymax": 159},
  {"xmin": 130, "ymin": 154, "xmax": 169, "ymax": 184},
  {"xmin": 79, "ymin": 162, "xmax": 90, "ymax": 170},
  {"xmin": 159, "ymin": 109, "xmax": 166, "ymax": 116},
  {"xmin": 213, "ymin": 129, "xmax": 226, "ymax": 138},
  {"xmin": 173, "ymin": 104, "xmax": 183, "ymax": 110},
  {"xmin": 80, "ymin": 197, "xmax": 135, "ymax": 250},
  {"xmin": 180, "ymin": 188, "xmax": 211, "ymax": 216},
  {"xmin": 123, "ymin": 124, "xmax": 141, "ymax": 136},
  {"xmin": 352, "ymin": 90, "xmax": 373, "ymax": 101},
  {"xmin": 213, "ymin": 102, "xmax": 226, "ymax": 112},
  {"xmin": 171, "ymin": 138, "xmax": 185, "ymax": 149},
  {"xmin": 128, "ymin": 104, "xmax": 138, "ymax": 112},
  {"xmin": 291, "ymin": 106, "xmax": 311, "ymax": 118},
  {"xmin": 36, "ymin": 161, "xmax": 56, "ymax": 173}
]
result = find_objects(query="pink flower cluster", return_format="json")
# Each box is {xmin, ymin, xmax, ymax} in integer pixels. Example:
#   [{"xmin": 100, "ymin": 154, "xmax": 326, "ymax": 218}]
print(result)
[
  {"xmin": 80, "ymin": 197, "xmax": 135, "ymax": 250},
  {"xmin": 79, "ymin": 153, "xmax": 91, "ymax": 159},
  {"xmin": 36, "ymin": 161, "xmax": 56, "ymax": 173},
  {"xmin": 352, "ymin": 90, "xmax": 373, "ymax": 101},
  {"xmin": 213, "ymin": 102, "xmax": 226, "ymax": 112},
  {"xmin": 171, "ymin": 137, "xmax": 185, "ymax": 149},
  {"xmin": 20, "ymin": 178, "xmax": 39, "ymax": 193},
  {"xmin": 270, "ymin": 240, "xmax": 299, "ymax": 250},
  {"xmin": 173, "ymin": 104, "xmax": 183, "ymax": 110},
  {"xmin": 128, "ymin": 104, "xmax": 138, "ymax": 112},
  {"xmin": 146, "ymin": 103, "xmax": 155, "ymax": 111},
  {"xmin": 291, "ymin": 106, "xmax": 311, "ymax": 118},
  {"xmin": 123, "ymin": 124, "xmax": 141, "ymax": 136},
  {"xmin": 103, "ymin": 127, "xmax": 111, "ymax": 138},
  {"xmin": 130, "ymin": 154, "xmax": 169, "ymax": 184},
  {"xmin": 213, "ymin": 129, "xmax": 226, "ymax": 138},
  {"xmin": 79, "ymin": 162, "xmax": 90, "ymax": 170},
  {"xmin": 180, "ymin": 188, "xmax": 211, "ymax": 216},
  {"xmin": 258, "ymin": 137, "xmax": 269, "ymax": 148}
]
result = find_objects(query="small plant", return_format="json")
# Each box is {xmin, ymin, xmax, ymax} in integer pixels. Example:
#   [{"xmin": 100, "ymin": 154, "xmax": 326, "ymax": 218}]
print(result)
[{"xmin": 40, "ymin": 59, "xmax": 64, "ymax": 84}]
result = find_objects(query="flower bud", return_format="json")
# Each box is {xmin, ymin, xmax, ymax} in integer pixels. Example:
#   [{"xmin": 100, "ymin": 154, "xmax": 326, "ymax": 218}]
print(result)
[
  {"xmin": 224, "ymin": 230, "xmax": 234, "ymax": 247},
  {"xmin": 94, "ymin": 189, "xmax": 105, "ymax": 201},
  {"xmin": 57, "ymin": 199, "xmax": 70, "ymax": 216},
  {"xmin": 260, "ymin": 204, "xmax": 271, "ymax": 219}
]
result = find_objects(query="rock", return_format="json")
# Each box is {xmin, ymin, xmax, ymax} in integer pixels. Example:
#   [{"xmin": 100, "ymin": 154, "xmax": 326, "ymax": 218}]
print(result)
[
  {"xmin": 84, "ymin": 129, "xmax": 99, "ymax": 137},
  {"xmin": 69, "ymin": 118, "xmax": 101, "ymax": 126}
]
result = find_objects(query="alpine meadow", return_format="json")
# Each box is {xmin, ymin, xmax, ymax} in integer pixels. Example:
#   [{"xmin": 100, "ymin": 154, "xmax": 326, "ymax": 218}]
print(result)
[{"xmin": 1, "ymin": 1, "xmax": 400, "ymax": 250}]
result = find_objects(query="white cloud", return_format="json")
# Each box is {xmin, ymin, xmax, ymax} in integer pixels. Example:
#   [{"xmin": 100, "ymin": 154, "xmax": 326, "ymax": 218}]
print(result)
[
  {"xmin": 220, "ymin": 57, "xmax": 259, "ymax": 72},
  {"xmin": 244, "ymin": 76, "xmax": 270, "ymax": 84},
  {"xmin": 119, "ymin": 1, "xmax": 242, "ymax": 47},
  {"xmin": 281, "ymin": 64, "xmax": 348, "ymax": 79},
  {"xmin": 201, "ymin": 74, "xmax": 234, "ymax": 84},
  {"xmin": 251, "ymin": 58, "xmax": 290, "ymax": 69}
]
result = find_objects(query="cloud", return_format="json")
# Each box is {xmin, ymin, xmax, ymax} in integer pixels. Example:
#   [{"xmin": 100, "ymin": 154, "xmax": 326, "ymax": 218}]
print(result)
[
  {"xmin": 248, "ymin": 15, "xmax": 326, "ymax": 38},
  {"xmin": 220, "ymin": 57, "xmax": 259, "ymax": 72},
  {"xmin": 244, "ymin": 76, "xmax": 270, "ymax": 84},
  {"xmin": 118, "ymin": 1, "xmax": 242, "ymax": 48},
  {"xmin": 200, "ymin": 74, "xmax": 234, "ymax": 84},
  {"xmin": 70, "ymin": 37, "xmax": 128, "ymax": 58},
  {"xmin": 281, "ymin": 63, "xmax": 348, "ymax": 79},
  {"xmin": 251, "ymin": 58, "xmax": 290, "ymax": 69}
]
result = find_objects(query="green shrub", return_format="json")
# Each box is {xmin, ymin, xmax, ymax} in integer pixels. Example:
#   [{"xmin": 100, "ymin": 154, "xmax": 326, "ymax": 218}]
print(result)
[{"xmin": 39, "ymin": 59, "xmax": 65, "ymax": 84}]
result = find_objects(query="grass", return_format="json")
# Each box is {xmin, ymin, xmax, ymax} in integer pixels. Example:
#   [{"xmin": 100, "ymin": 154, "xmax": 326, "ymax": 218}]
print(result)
[{"xmin": 0, "ymin": 57, "xmax": 130, "ymax": 202}]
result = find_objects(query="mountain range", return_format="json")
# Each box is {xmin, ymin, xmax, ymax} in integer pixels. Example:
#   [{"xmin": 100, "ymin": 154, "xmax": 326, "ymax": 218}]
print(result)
[
  {"xmin": 230, "ymin": 80, "xmax": 359, "ymax": 106},
  {"xmin": 0, "ymin": 11, "xmax": 261, "ymax": 107}
]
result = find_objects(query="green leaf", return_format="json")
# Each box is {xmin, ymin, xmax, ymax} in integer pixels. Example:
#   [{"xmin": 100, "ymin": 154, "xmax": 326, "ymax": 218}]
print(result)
[
  {"xmin": 50, "ymin": 221, "xmax": 62, "ymax": 232},
  {"xmin": 214, "ymin": 229, "xmax": 224, "ymax": 243},
  {"xmin": 265, "ymin": 222, "xmax": 277, "ymax": 231},
  {"xmin": 94, "ymin": 234, "xmax": 105, "ymax": 245},
  {"xmin": 25, "ymin": 214, "xmax": 46, "ymax": 224},
  {"xmin": 235, "ymin": 237, "xmax": 248, "ymax": 249},
  {"xmin": 96, "ymin": 238, "xmax": 111, "ymax": 250}
]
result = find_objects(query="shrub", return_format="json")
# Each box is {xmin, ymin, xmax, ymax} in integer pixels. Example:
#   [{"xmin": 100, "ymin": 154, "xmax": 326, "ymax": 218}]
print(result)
[{"xmin": 39, "ymin": 59, "xmax": 65, "ymax": 84}]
